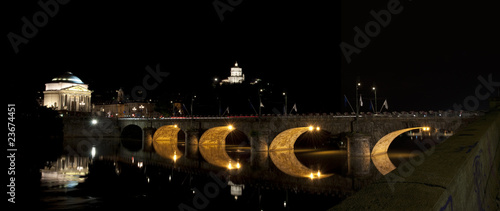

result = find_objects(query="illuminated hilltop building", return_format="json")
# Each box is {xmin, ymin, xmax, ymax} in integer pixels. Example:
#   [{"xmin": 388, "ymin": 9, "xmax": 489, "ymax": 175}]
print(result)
[{"xmin": 220, "ymin": 61, "xmax": 245, "ymax": 85}]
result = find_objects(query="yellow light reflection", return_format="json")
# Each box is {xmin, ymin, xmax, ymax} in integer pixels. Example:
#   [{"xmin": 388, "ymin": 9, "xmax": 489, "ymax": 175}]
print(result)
[
  {"xmin": 269, "ymin": 150, "xmax": 332, "ymax": 179},
  {"xmin": 199, "ymin": 145, "xmax": 239, "ymax": 169}
]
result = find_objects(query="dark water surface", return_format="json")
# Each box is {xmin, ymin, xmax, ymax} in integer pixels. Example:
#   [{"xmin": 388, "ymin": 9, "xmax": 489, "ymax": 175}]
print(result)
[{"xmin": 35, "ymin": 133, "xmax": 443, "ymax": 210}]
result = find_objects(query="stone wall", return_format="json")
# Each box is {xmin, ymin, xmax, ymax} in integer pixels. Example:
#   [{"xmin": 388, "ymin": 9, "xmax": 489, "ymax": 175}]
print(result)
[{"xmin": 332, "ymin": 110, "xmax": 500, "ymax": 210}]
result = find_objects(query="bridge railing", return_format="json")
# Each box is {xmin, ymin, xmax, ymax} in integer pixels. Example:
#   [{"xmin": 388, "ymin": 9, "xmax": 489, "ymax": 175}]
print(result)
[{"xmin": 115, "ymin": 110, "xmax": 482, "ymax": 120}]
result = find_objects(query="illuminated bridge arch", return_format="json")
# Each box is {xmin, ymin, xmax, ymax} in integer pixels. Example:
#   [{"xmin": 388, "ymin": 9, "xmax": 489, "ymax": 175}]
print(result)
[
  {"xmin": 269, "ymin": 127, "xmax": 319, "ymax": 151},
  {"xmin": 152, "ymin": 125, "xmax": 183, "ymax": 161},
  {"xmin": 371, "ymin": 127, "xmax": 427, "ymax": 156},
  {"xmin": 199, "ymin": 126, "xmax": 235, "ymax": 145},
  {"xmin": 153, "ymin": 125, "xmax": 182, "ymax": 144}
]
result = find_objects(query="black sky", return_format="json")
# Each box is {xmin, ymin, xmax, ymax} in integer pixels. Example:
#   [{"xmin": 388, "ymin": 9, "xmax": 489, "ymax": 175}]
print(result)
[{"xmin": 5, "ymin": 0, "xmax": 499, "ymax": 113}]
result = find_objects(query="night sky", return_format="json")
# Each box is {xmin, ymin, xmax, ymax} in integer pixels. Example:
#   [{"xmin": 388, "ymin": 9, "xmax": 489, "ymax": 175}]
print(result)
[{"xmin": 5, "ymin": 0, "xmax": 499, "ymax": 113}]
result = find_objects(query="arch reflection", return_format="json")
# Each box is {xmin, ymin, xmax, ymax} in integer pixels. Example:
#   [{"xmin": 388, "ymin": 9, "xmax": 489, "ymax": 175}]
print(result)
[
  {"xmin": 153, "ymin": 125, "xmax": 183, "ymax": 161},
  {"xmin": 371, "ymin": 153, "xmax": 395, "ymax": 175},
  {"xmin": 199, "ymin": 145, "xmax": 239, "ymax": 169},
  {"xmin": 269, "ymin": 150, "xmax": 332, "ymax": 179},
  {"xmin": 154, "ymin": 142, "xmax": 183, "ymax": 161}
]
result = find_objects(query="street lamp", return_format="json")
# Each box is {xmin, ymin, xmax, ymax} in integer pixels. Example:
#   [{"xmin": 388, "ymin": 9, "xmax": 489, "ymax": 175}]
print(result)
[
  {"xmin": 355, "ymin": 82, "xmax": 361, "ymax": 132},
  {"xmin": 283, "ymin": 92, "xmax": 287, "ymax": 116},
  {"xmin": 372, "ymin": 86, "xmax": 377, "ymax": 114},
  {"xmin": 191, "ymin": 95, "xmax": 196, "ymax": 116},
  {"xmin": 259, "ymin": 89, "xmax": 263, "ymax": 116}
]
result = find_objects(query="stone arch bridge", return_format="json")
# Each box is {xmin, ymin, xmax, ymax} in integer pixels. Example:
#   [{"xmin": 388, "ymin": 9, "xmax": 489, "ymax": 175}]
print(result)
[{"xmin": 116, "ymin": 115, "xmax": 466, "ymax": 156}]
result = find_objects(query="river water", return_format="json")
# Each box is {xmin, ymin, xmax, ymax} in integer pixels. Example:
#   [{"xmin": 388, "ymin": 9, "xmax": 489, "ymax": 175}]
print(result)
[{"xmin": 35, "ymin": 132, "xmax": 444, "ymax": 210}]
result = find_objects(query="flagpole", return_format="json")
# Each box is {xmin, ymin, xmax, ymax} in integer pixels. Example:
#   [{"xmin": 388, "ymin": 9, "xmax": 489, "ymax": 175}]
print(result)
[
  {"xmin": 248, "ymin": 99, "xmax": 258, "ymax": 115},
  {"xmin": 344, "ymin": 95, "xmax": 355, "ymax": 113},
  {"xmin": 379, "ymin": 99, "xmax": 387, "ymax": 113},
  {"xmin": 289, "ymin": 103, "xmax": 297, "ymax": 114}
]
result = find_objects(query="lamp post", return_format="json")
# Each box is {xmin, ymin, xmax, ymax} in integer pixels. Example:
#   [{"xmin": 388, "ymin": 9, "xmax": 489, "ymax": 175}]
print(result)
[
  {"xmin": 283, "ymin": 92, "xmax": 287, "ymax": 116},
  {"xmin": 372, "ymin": 86, "xmax": 377, "ymax": 114},
  {"xmin": 191, "ymin": 95, "xmax": 196, "ymax": 116},
  {"xmin": 355, "ymin": 82, "xmax": 361, "ymax": 132},
  {"xmin": 259, "ymin": 89, "xmax": 263, "ymax": 116},
  {"xmin": 139, "ymin": 105, "xmax": 144, "ymax": 118}
]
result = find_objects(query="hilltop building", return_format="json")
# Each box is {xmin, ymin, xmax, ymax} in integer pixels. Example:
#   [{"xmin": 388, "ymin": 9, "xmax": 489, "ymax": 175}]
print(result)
[{"xmin": 220, "ymin": 62, "xmax": 245, "ymax": 85}]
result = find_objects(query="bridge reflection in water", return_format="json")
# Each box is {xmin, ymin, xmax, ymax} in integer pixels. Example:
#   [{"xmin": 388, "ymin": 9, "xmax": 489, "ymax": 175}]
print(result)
[
  {"xmin": 269, "ymin": 150, "xmax": 332, "ymax": 179},
  {"xmin": 199, "ymin": 145, "xmax": 240, "ymax": 169},
  {"xmin": 49, "ymin": 127, "xmax": 446, "ymax": 210}
]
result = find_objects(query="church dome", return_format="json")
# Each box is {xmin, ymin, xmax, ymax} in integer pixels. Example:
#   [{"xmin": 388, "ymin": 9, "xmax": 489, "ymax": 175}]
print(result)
[{"xmin": 51, "ymin": 72, "xmax": 84, "ymax": 84}]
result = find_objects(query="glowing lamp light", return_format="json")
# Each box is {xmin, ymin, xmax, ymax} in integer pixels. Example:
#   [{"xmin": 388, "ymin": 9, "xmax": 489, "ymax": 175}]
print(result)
[
  {"xmin": 316, "ymin": 126, "xmax": 320, "ymax": 131},
  {"xmin": 308, "ymin": 126, "xmax": 314, "ymax": 131},
  {"xmin": 228, "ymin": 163, "xmax": 233, "ymax": 169},
  {"xmin": 228, "ymin": 125, "xmax": 234, "ymax": 130},
  {"xmin": 317, "ymin": 171, "xmax": 321, "ymax": 178},
  {"xmin": 91, "ymin": 119, "xmax": 98, "ymax": 125},
  {"xmin": 91, "ymin": 146, "xmax": 96, "ymax": 158},
  {"xmin": 309, "ymin": 173, "xmax": 314, "ymax": 179},
  {"xmin": 174, "ymin": 124, "xmax": 178, "ymax": 128},
  {"xmin": 173, "ymin": 154, "xmax": 177, "ymax": 162},
  {"xmin": 236, "ymin": 162, "xmax": 241, "ymax": 169}
]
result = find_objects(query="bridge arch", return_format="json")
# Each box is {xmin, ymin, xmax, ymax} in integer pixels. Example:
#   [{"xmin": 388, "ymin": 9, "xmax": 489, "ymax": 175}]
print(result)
[
  {"xmin": 371, "ymin": 127, "xmax": 426, "ymax": 156},
  {"xmin": 121, "ymin": 124, "xmax": 143, "ymax": 151},
  {"xmin": 269, "ymin": 127, "xmax": 325, "ymax": 151},
  {"xmin": 199, "ymin": 126, "xmax": 235, "ymax": 145},
  {"xmin": 153, "ymin": 125, "xmax": 184, "ymax": 144},
  {"xmin": 153, "ymin": 125, "xmax": 184, "ymax": 161}
]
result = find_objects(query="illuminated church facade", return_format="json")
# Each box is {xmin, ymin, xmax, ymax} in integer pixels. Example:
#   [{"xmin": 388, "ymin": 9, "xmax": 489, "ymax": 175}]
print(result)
[
  {"xmin": 43, "ymin": 72, "xmax": 92, "ymax": 112},
  {"xmin": 220, "ymin": 62, "xmax": 245, "ymax": 85}
]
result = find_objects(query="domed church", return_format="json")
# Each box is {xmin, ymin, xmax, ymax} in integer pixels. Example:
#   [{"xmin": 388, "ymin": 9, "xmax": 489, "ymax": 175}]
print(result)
[{"xmin": 43, "ymin": 72, "xmax": 92, "ymax": 112}]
